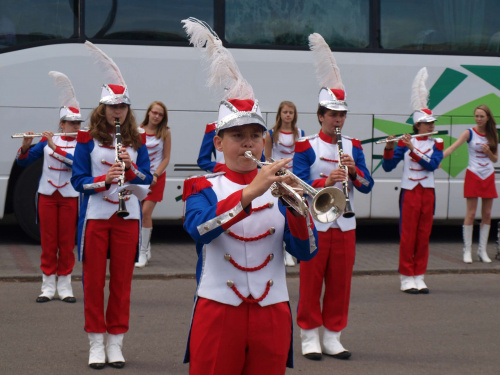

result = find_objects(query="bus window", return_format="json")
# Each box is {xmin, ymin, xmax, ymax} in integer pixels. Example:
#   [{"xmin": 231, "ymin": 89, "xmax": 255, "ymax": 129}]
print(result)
[
  {"xmin": 381, "ymin": 0, "xmax": 500, "ymax": 53},
  {"xmin": 0, "ymin": 0, "xmax": 76, "ymax": 49},
  {"xmin": 225, "ymin": 0, "xmax": 370, "ymax": 48},
  {"xmin": 85, "ymin": 0, "xmax": 213, "ymax": 42}
]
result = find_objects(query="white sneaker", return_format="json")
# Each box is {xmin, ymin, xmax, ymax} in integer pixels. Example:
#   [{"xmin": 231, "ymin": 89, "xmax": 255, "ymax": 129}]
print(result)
[
  {"xmin": 300, "ymin": 328, "xmax": 322, "ymax": 360},
  {"xmin": 107, "ymin": 334, "xmax": 125, "ymax": 368},
  {"xmin": 400, "ymin": 275, "xmax": 418, "ymax": 294},
  {"xmin": 414, "ymin": 275, "xmax": 429, "ymax": 294},
  {"xmin": 323, "ymin": 329, "xmax": 351, "ymax": 359},
  {"xmin": 88, "ymin": 333, "xmax": 105, "ymax": 369}
]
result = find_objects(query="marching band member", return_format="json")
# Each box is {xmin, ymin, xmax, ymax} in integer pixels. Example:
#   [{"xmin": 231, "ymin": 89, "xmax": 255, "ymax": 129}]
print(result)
[
  {"xmin": 382, "ymin": 67, "xmax": 443, "ymax": 293},
  {"xmin": 265, "ymin": 101, "xmax": 305, "ymax": 266},
  {"xmin": 443, "ymin": 104, "xmax": 498, "ymax": 263},
  {"xmin": 16, "ymin": 71, "xmax": 82, "ymax": 304},
  {"xmin": 293, "ymin": 33, "xmax": 374, "ymax": 361},
  {"xmin": 182, "ymin": 18, "xmax": 318, "ymax": 374},
  {"xmin": 135, "ymin": 101, "xmax": 171, "ymax": 268},
  {"xmin": 71, "ymin": 42, "xmax": 152, "ymax": 369},
  {"xmin": 197, "ymin": 121, "xmax": 225, "ymax": 172}
]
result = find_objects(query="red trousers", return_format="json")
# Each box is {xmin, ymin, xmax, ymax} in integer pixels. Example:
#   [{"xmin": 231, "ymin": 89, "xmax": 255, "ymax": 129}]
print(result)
[
  {"xmin": 189, "ymin": 297, "xmax": 291, "ymax": 375},
  {"xmin": 38, "ymin": 191, "xmax": 78, "ymax": 276},
  {"xmin": 82, "ymin": 215, "xmax": 138, "ymax": 334},
  {"xmin": 399, "ymin": 185, "xmax": 435, "ymax": 276},
  {"xmin": 297, "ymin": 228, "xmax": 356, "ymax": 332}
]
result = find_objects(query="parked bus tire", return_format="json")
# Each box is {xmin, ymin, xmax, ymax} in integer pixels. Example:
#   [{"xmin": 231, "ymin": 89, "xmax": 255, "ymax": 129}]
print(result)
[{"xmin": 13, "ymin": 159, "xmax": 42, "ymax": 242}]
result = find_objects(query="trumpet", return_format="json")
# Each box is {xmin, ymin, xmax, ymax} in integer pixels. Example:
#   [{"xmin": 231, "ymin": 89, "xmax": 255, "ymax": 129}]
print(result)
[
  {"xmin": 114, "ymin": 118, "xmax": 129, "ymax": 218},
  {"xmin": 244, "ymin": 151, "xmax": 346, "ymax": 223},
  {"xmin": 375, "ymin": 131, "xmax": 439, "ymax": 144},
  {"xmin": 12, "ymin": 132, "xmax": 79, "ymax": 138},
  {"xmin": 334, "ymin": 127, "xmax": 355, "ymax": 218}
]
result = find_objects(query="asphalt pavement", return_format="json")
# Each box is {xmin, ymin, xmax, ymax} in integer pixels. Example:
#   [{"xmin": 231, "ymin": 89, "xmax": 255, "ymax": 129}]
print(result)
[{"xmin": 1, "ymin": 221, "xmax": 500, "ymax": 375}]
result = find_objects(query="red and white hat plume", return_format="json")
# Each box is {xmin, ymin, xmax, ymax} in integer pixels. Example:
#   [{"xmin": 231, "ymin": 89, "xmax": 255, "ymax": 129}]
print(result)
[
  {"xmin": 309, "ymin": 33, "xmax": 348, "ymax": 112},
  {"xmin": 182, "ymin": 17, "xmax": 266, "ymax": 133},
  {"xmin": 48, "ymin": 71, "xmax": 83, "ymax": 122},
  {"xmin": 84, "ymin": 41, "xmax": 131, "ymax": 105},
  {"xmin": 411, "ymin": 67, "xmax": 436, "ymax": 123}
]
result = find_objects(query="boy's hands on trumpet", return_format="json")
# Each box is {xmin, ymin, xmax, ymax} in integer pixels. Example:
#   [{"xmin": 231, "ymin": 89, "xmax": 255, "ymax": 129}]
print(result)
[{"xmin": 241, "ymin": 158, "xmax": 296, "ymax": 209}]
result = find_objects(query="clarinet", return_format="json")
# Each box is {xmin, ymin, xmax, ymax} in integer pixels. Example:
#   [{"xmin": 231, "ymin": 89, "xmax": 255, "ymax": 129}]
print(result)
[
  {"xmin": 115, "ymin": 118, "xmax": 129, "ymax": 218},
  {"xmin": 334, "ymin": 127, "xmax": 355, "ymax": 218}
]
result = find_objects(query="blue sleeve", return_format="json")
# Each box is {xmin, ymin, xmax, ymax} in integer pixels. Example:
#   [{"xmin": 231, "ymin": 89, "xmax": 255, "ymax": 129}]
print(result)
[
  {"xmin": 183, "ymin": 187, "xmax": 224, "ymax": 245},
  {"xmin": 197, "ymin": 131, "xmax": 217, "ymax": 172},
  {"xmin": 71, "ymin": 141, "xmax": 104, "ymax": 195},
  {"xmin": 411, "ymin": 144, "xmax": 443, "ymax": 171},
  {"xmin": 279, "ymin": 202, "xmax": 318, "ymax": 262},
  {"xmin": 382, "ymin": 145, "xmax": 406, "ymax": 172},
  {"xmin": 16, "ymin": 140, "xmax": 46, "ymax": 167},
  {"xmin": 351, "ymin": 146, "xmax": 374, "ymax": 194},
  {"xmin": 293, "ymin": 148, "xmax": 316, "ymax": 186}
]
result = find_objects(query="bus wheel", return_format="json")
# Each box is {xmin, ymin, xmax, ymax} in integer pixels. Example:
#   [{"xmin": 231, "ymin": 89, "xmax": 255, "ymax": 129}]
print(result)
[{"xmin": 13, "ymin": 159, "xmax": 42, "ymax": 242}]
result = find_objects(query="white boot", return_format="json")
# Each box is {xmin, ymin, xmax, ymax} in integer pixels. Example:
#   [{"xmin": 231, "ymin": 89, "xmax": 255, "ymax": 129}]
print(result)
[
  {"xmin": 107, "ymin": 333, "xmax": 125, "ymax": 368},
  {"xmin": 88, "ymin": 333, "xmax": 106, "ymax": 369},
  {"xmin": 414, "ymin": 274, "xmax": 429, "ymax": 294},
  {"xmin": 135, "ymin": 227, "xmax": 152, "ymax": 268},
  {"xmin": 400, "ymin": 275, "xmax": 418, "ymax": 294},
  {"xmin": 37, "ymin": 274, "xmax": 56, "ymax": 302},
  {"xmin": 478, "ymin": 224, "xmax": 492, "ymax": 263},
  {"xmin": 323, "ymin": 328, "xmax": 351, "ymax": 359},
  {"xmin": 463, "ymin": 225, "xmax": 473, "ymax": 264},
  {"xmin": 57, "ymin": 274, "xmax": 76, "ymax": 303},
  {"xmin": 300, "ymin": 328, "xmax": 322, "ymax": 360},
  {"xmin": 284, "ymin": 251, "xmax": 296, "ymax": 267}
]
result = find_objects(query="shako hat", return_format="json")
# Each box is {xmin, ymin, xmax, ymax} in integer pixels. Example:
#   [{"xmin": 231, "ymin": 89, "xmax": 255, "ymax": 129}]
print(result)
[
  {"xmin": 411, "ymin": 67, "xmax": 436, "ymax": 123},
  {"xmin": 309, "ymin": 33, "xmax": 348, "ymax": 112},
  {"xmin": 48, "ymin": 71, "xmax": 84, "ymax": 122},
  {"xmin": 182, "ymin": 17, "xmax": 266, "ymax": 134},
  {"xmin": 84, "ymin": 41, "xmax": 131, "ymax": 105}
]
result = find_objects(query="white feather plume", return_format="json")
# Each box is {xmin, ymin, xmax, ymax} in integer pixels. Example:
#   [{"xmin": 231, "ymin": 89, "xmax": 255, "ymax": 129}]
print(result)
[
  {"xmin": 182, "ymin": 17, "xmax": 254, "ymax": 100},
  {"xmin": 84, "ymin": 41, "xmax": 126, "ymax": 86},
  {"xmin": 308, "ymin": 33, "xmax": 344, "ymax": 90},
  {"xmin": 48, "ymin": 71, "xmax": 79, "ymax": 109},
  {"xmin": 411, "ymin": 67, "xmax": 429, "ymax": 111}
]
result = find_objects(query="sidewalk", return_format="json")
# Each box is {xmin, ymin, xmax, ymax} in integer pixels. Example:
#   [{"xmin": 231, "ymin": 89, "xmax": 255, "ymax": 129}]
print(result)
[{"xmin": 1, "ymin": 222, "xmax": 499, "ymax": 281}]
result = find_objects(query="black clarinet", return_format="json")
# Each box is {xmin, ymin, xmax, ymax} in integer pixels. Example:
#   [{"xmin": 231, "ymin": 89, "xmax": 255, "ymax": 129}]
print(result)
[
  {"xmin": 334, "ymin": 127, "xmax": 355, "ymax": 218},
  {"xmin": 115, "ymin": 118, "xmax": 129, "ymax": 218}
]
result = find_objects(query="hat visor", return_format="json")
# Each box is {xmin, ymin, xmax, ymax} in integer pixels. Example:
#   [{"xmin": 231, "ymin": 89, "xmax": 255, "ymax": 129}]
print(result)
[
  {"xmin": 320, "ymin": 101, "xmax": 349, "ymax": 112},
  {"xmin": 100, "ymin": 94, "xmax": 131, "ymax": 105},
  {"xmin": 60, "ymin": 115, "xmax": 84, "ymax": 122},
  {"xmin": 216, "ymin": 112, "xmax": 267, "ymax": 134},
  {"xmin": 417, "ymin": 116, "xmax": 437, "ymax": 123}
]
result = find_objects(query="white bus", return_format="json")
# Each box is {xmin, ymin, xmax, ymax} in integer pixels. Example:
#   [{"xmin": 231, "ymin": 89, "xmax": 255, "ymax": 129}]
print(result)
[{"xmin": 1, "ymin": 0, "xmax": 500, "ymax": 240}]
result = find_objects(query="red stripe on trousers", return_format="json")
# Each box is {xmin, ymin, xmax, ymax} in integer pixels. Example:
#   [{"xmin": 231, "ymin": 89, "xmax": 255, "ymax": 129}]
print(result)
[
  {"xmin": 399, "ymin": 185, "xmax": 435, "ymax": 276},
  {"xmin": 189, "ymin": 297, "xmax": 291, "ymax": 375},
  {"xmin": 297, "ymin": 228, "xmax": 355, "ymax": 332},
  {"xmin": 38, "ymin": 190, "xmax": 78, "ymax": 276},
  {"xmin": 83, "ymin": 215, "xmax": 138, "ymax": 334}
]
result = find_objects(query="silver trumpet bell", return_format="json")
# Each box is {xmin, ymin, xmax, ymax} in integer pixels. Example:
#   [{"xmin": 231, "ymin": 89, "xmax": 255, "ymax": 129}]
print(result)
[{"xmin": 244, "ymin": 151, "xmax": 345, "ymax": 223}]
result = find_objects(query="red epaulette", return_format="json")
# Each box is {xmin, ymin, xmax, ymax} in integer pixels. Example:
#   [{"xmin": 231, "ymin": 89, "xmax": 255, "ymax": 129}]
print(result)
[
  {"xmin": 77, "ymin": 130, "xmax": 92, "ymax": 143},
  {"xmin": 205, "ymin": 122, "xmax": 217, "ymax": 133},
  {"xmin": 434, "ymin": 138, "xmax": 444, "ymax": 151},
  {"xmin": 397, "ymin": 140, "xmax": 406, "ymax": 147},
  {"xmin": 351, "ymin": 138, "xmax": 363, "ymax": 149},
  {"xmin": 295, "ymin": 138, "xmax": 312, "ymax": 153},
  {"xmin": 182, "ymin": 176, "xmax": 213, "ymax": 201},
  {"xmin": 40, "ymin": 137, "xmax": 48, "ymax": 142},
  {"xmin": 141, "ymin": 132, "xmax": 147, "ymax": 145}
]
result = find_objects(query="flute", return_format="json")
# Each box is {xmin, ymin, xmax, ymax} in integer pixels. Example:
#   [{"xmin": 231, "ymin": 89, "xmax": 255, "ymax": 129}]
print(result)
[
  {"xmin": 375, "ymin": 131, "xmax": 439, "ymax": 144},
  {"xmin": 12, "ymin": 132, "xmax": 79, "ymax": 138}
]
